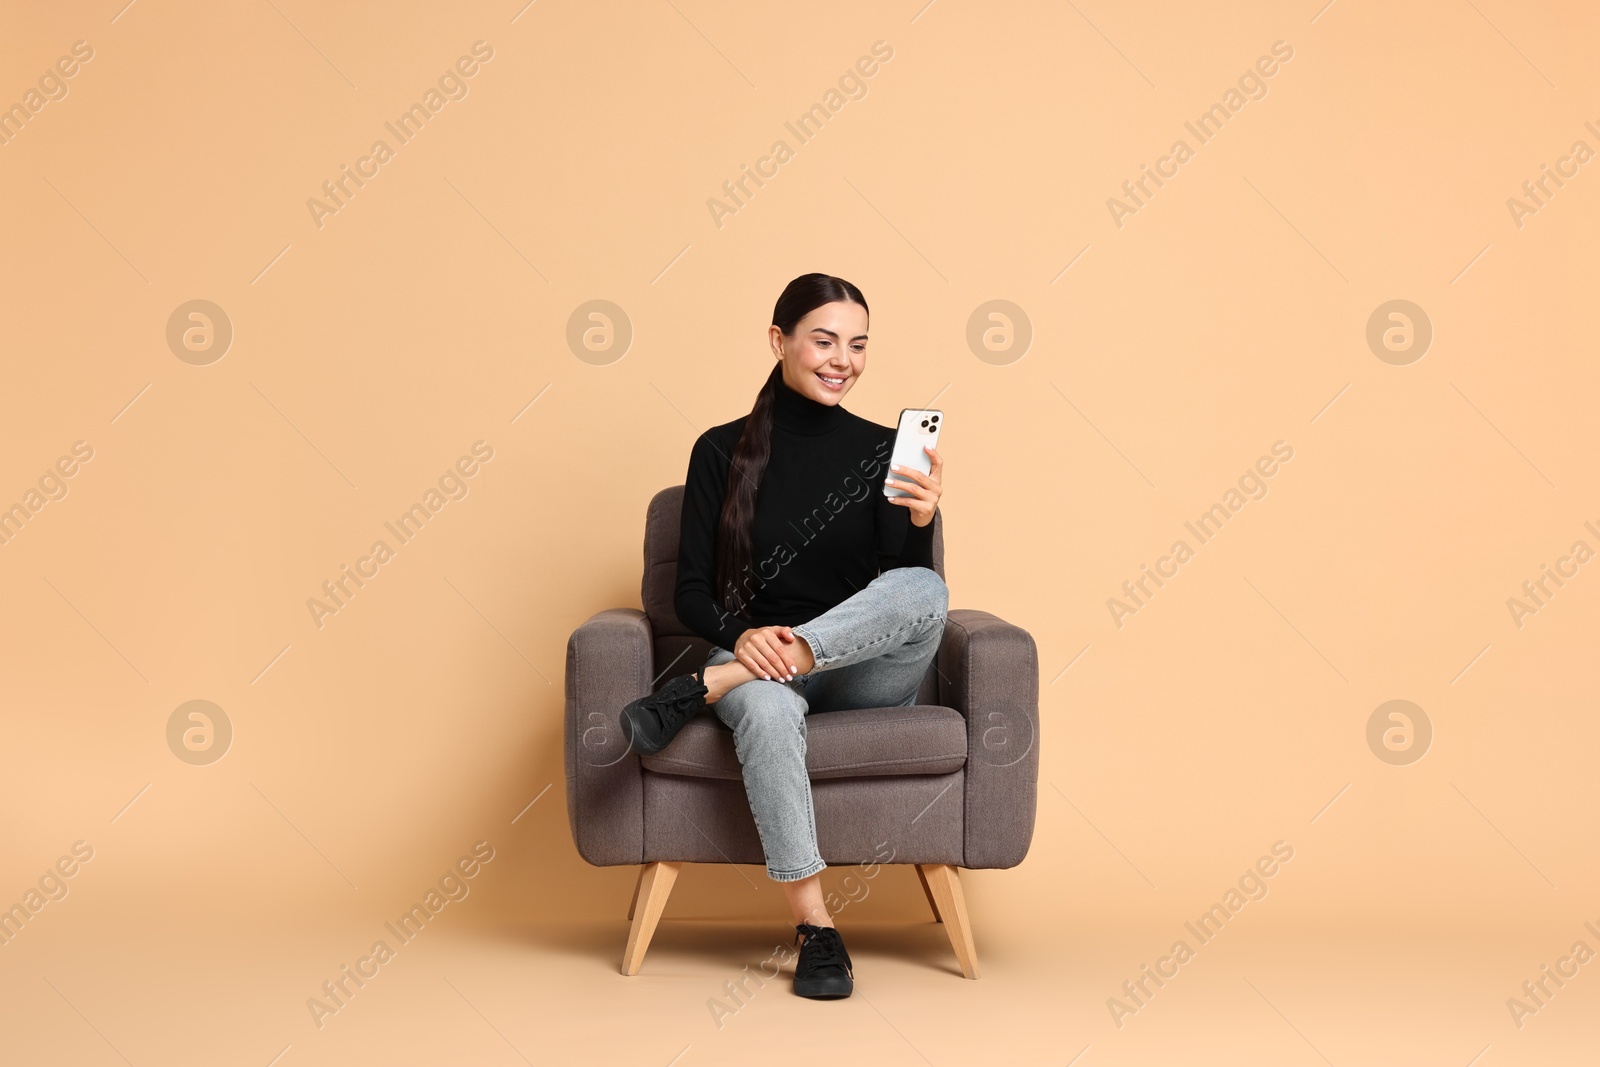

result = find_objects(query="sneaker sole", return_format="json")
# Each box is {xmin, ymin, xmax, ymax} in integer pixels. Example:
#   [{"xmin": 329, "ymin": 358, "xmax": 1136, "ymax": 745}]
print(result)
[
  {"xmin": 794, "ymin": 976, "xmax": 853, "ymax": 999},
  {"xmin": 618, "ymin": 704, "xmax": 666, "ymax": 756}
]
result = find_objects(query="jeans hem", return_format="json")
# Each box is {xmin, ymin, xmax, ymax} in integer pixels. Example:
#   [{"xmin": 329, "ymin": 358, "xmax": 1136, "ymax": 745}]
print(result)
[
  {"xmin": 768, "ymin": 858, "xmax": 827, "ymax": 883},
  {"xmin": 790, "ymin": 625, "xmax": 824, "ymax": 673}
]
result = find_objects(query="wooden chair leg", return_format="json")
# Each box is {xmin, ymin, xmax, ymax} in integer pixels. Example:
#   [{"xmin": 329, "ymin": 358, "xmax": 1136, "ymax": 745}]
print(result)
[
  {"xmin": 918, "ymin": 864, "xmax": 979, "ymax": 979},
  {"xmin": 626, "ymin": 866, "xmax": 644, "ymax": 921},
  {"xmin": 914, "ymin": 863, "xmax": 943, "ymax": 923},
  {"xmin": 621, "ymin": 861, "xmax": 679, "ymax": 975}
]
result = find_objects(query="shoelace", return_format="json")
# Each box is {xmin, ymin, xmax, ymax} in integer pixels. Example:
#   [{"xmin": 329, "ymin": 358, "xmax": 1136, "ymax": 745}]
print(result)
[
  {"xmin": 794, "ymin": 924, "xmax": 852, "ymax": 973},
  {"xmin": 648, "ymin": 672, "xmax": 708, "ymax": 718}
]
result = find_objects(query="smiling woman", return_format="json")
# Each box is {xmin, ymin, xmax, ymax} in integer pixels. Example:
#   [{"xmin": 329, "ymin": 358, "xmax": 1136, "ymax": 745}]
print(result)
[{"xmin": 616, "ymin": 272, "xmax": 949, "ymax": 1000}]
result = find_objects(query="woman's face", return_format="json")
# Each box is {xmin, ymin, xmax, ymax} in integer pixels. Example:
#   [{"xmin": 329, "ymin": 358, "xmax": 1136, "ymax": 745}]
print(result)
[{"xmin": 771, "ymin": 300, "xmax": 868, "ymax": 405}]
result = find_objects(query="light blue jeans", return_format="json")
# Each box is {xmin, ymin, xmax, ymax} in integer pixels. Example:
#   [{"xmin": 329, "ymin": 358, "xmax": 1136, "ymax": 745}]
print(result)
[{"xmin": 703, "ymin": 565, "xmax": 949, "ymax": 882}]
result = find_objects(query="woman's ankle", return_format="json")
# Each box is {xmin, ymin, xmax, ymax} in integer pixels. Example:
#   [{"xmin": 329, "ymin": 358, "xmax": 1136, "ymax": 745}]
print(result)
[
  {"xmin": 793, "ymin": 907, "xmax": 835, "ymax": 930},
  {"xmin": 702, "ymin": 661, "xmax": 755, "ymax": 703}
]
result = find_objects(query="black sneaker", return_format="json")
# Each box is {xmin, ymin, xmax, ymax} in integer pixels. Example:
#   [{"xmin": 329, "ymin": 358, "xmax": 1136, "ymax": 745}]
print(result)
[
  {"xmin": 792, "ymin": 923, "xmax": 854, "ymax": 999},
  {"xmin": 618, "ymin": 666, "xmax": 710, "ymax": 756}
]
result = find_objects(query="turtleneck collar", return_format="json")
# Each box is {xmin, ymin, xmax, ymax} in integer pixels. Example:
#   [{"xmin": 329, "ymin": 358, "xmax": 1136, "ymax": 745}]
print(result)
[{"xmin": 772, "ymin": 374, "xmax": 847, "ymax": 436}]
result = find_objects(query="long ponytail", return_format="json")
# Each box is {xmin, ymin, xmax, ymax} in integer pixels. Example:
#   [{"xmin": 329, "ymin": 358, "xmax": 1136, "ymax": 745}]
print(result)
[{"xmin": 714, "ymin": 273, "xmax": 868, "ymax": 621}]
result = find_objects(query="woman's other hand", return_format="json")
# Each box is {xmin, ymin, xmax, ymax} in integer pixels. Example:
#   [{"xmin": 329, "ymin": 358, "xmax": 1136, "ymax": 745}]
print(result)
[{"xmin": 735, "ymin": 625, "xmax": 799, "ymax": 680}]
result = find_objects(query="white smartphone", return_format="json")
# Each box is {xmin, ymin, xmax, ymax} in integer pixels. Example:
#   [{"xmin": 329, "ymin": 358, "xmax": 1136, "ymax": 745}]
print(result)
[{"xmin": 883, "ymin": 408, "xmax": 943, "ymax": 498}]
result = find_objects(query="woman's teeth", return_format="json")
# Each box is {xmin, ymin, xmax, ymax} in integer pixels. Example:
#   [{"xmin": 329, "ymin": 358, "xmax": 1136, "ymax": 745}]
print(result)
[{"xmin": 816, "ymin": 373, "xmax": 846, "ymax": 388}]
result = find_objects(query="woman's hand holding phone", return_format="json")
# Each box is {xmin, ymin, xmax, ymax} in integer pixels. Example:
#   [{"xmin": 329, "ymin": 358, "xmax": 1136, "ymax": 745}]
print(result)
[{"xmin": 885, "ymin": 444, "xmax": 944, "ymax": 527}]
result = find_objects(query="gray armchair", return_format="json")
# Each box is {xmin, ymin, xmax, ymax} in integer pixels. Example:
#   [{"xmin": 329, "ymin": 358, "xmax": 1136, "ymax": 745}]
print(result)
[{"xmin": 563, "ymin": 486, "xmax": 1039, "ymax": 977}]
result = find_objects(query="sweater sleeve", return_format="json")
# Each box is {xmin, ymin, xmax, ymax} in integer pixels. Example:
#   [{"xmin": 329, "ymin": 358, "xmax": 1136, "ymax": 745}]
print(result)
[
  {"xmin": 875, "ymin": 484, "xmax": 937, "ymax": 573},
  {"xmin": 673, "ymin": 431, "xmax": 751, "ymax": 652}
]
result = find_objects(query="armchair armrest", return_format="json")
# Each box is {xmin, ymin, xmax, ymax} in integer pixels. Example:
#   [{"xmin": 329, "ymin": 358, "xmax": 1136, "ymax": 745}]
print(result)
[
  {"xmin": 564, "ymin": 607, "xmax": 654, "ymax": 866},
  {"xmin": 937, "ymin": 608, "xmax": 1040, "ymax": 869}
]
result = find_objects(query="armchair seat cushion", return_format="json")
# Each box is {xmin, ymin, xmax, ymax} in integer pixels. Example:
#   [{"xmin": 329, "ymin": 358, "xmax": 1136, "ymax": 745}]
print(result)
[{"xmin": 639, "ymin": 704, "xmax": 969, "ymax": 782}]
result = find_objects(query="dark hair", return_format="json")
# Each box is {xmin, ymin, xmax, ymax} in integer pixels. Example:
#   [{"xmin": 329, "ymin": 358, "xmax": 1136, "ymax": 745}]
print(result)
[{"xmin": 714, "ymin": 273, "xmax": 868, "ymax": 621}]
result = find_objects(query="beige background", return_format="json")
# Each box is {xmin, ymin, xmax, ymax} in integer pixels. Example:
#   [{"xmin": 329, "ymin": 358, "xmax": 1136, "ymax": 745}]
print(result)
[{"xmin": 3, "ymin": 0, "xmax": 1598, "ymax": 1064}]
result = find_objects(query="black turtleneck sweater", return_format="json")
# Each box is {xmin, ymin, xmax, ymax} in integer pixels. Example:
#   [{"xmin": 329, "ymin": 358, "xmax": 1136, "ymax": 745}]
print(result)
[{"xmin": 674, "ymin": 377, "xmax": 938, "ymax": 652}]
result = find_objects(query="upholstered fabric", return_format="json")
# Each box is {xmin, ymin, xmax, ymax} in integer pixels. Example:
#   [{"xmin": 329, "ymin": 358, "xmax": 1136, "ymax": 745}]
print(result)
[
  {"xmin": 640, "ymin": 704, "xmax": 969, "ymax": 781},
  {"xmin": 642, "ymin": 771, "xmax": 968, "ymax": 868}
]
